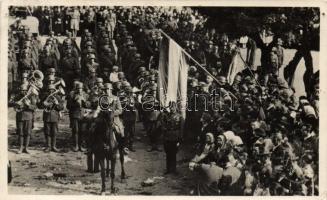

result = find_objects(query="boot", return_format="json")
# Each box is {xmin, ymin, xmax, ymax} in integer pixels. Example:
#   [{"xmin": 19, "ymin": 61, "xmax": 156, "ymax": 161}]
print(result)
[
  {"xmin": 44, "ymin": 136, "xmax": 50, "ymax": 152},
  {"xmin": 78, "ymin": 134, "xmax": 86, "ymax": 152},
  {"xmin": 73, "ymin": 134, "xmax": 79, "ymax": 152},
  {"xmin": 86, "ymin": 153, "xmax": 94, "ymax": 173},
  {"xmin": 17, "ymin": 136, "xmax": 24, "ymax": 154},
  {"xmin": 23, "ymin": 136, "xmax": 30, "ymax": 154},
  {"xmin": 51, "ymin": 135, "xmax": 59, "ymax": 152}
]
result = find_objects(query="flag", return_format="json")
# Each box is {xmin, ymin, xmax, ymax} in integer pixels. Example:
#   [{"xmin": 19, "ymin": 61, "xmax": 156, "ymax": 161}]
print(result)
[
  {"xmin": 158, "ymin": 36, "xmax": 189, "ymax": 118},
  {"xmin": 226, "ymin": 51, "xmax": 246, "ymax": 85}
]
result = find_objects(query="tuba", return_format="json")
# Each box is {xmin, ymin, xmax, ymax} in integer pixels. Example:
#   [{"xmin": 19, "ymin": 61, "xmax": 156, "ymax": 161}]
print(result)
[
  {"xmin": 14, "ymin": 87, "xmax": 39, "ymax": 112},
  {"xmin": 28, "ymin": 70, "xmax": 44, "ymax": 90},
  {"xmin": 44, "ymin": 87, "xmax": 66, "ymax": 112}
]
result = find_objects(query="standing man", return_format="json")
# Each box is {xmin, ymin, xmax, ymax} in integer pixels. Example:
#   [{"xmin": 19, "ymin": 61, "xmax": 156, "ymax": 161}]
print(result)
[
  {"xmin": 70, "ymin": 7, "xmax": 80, "ymax": 38},
  {"xmin": 11, "ymin": 84, "xmax": 39, "ymax": 154},
  {"xmin": 67, "ymin": 82, "xmax": 89, "ymax": 151},
  {"xmin": 159, "ymin": 101, "xmax": 183, "ymax": 175},
  {"xmin": 41, "ymin": 84, "xmax": 65, "ymax": 152}
]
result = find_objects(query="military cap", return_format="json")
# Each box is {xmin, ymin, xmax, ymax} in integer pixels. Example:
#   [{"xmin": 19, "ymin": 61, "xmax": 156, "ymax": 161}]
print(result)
[
  {"xmin": 118, "ymin": 72, "xmax": 125, "ymax": 77},
  {"xmin": 150, "ymin": 75, "xmax": 156, "ymax": 81},
  {"xmin": 104, "ymin": 83, "xmax": 113, "ymax": 89},
  {"xmin": 89, "ymin": 54, "xmax": 96, "ymax": 59},
  {"xmin": 85, "ymin": 32, "xmax": 92, "ymax": 37},
  {"xmin": 112, "ymin": 65, "xmax": 119, "ymax": 70},
  {"xmin": 22, "ymin": 73, "xmax": 29, "ymax": 78},
  {"xmin": 20, "ymin": 83, "xmax": 29, "ymax": 91},
  {"xmin": 198, "ymin": 81, "xmax": 207, "ymax": 88},
  {"xmin": 234, "ymin": 74, "xmax": 242, "ymax": 82},
  {"xmin": 135, "ymin": 53, "xmax": 141, "ymax": 58},
  {"xmin": 122, "ymin": 81, "xmax": 131, "ymax": 87},
  {"xmin": 126, "ymin": 35, "xmax": 133, "ymax": 39},
  {"xmin": 86, "ymin": 41, "xmax": 93, "ymax": 46},
  {"xmin": 76, "ymin": 82, "xmax": 84, "ymax": 89},
  {"xmin": 96, "ymin": 78, "xmax": 104, "ymax": 83},
  {"xmin": 218, "ymin": 76, "xmax": 226, "ymax": 84},
  {"xmin": 254, "ymin": 128, "xmax": 266, "ymax": 138},
  {"xmin": 138, "ymin": 67, "xmax": 146, "ymax": 73},
  {"xmin": 63, "ymin": 38, "xmax": 72, "ymax": 45},
  {"xmin": 47, "ymin": 68, "xmax": 56, "ymax": 73},
  {"xmin": 47, "ymin": 84, "xmax": 56, "ymax": 90}
]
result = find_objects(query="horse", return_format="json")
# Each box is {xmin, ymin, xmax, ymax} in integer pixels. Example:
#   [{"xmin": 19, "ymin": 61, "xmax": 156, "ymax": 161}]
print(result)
[{"xmin": 91, "ymin": 110, "xmax": 126, "ymax": 195}]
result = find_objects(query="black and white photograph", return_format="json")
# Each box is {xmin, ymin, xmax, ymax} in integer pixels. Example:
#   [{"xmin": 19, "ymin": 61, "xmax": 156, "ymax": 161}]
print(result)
[{"xmin": 4, "ymin": 2, "xmax": 324, "ymax": 196}]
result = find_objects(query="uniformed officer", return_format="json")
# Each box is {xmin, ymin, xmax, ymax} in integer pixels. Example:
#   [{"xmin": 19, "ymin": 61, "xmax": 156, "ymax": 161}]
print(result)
[
  {"xmin": 41, "ymin": 84, "xmax": 65, "ymax": 152},
  {"xmin": 84, "ymin": 67, "xmax": 99, "ymax": 93},
  {"xmin": 11, "ymin": 83, "xmax": 39, "ymax": 154},
  {"xmin": 159, "ymin": 101, "xmax": 183, "ymax": 174},
  {"xmin": 60, "ymin": 48, "xmax": 81, "ymax": 91},
  {"xmin": 122, "ymin": 86, "xmax": 137, "ymax": 152},
  {"xmin": 39, "ymin": 46, "xmax": 58, "ymax": 74},
  {"xmin": 67, "ymin": 82, "xmax": 89, "ymax": 151}
]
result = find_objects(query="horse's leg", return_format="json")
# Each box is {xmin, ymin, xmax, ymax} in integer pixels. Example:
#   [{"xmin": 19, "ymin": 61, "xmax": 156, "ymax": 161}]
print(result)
[
  {"xmin": 110, "ymin": 151, "xmax": 117, "ymax": 193},
  {"xmin": 99, "ymin": 158, "xmax": 106, "ymax": 194},
  {"xmin": 119, "ymin": 147, "xmax": 126, "ymax": 179}
]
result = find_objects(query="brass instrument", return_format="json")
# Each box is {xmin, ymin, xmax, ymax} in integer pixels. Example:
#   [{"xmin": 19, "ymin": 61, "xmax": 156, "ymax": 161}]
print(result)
[
  {"xmin": 44, "ymin": 87, "xmax": 66, "ymax": 112},
  {"xmin": 53, "ymin": 78, "xmax": 66, "ymax": 88},
  {"xmin": 14, "ymin": 87, "xmax": 39, "ymax": 112},
  {"xmin": 28, "ymin": 70, "xmax": 44, "ymax": 90}
]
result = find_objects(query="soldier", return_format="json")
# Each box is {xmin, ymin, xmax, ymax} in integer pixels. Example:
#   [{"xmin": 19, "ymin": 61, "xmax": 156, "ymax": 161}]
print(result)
[
  {"xmin": 10, "ymin": 84, "xmax": 39, "ymax": 154},
  {"xmin": 84, "ymin": 67, "xmax": 99, "ymax": 93},
  {"xmin": 121, "ymin": 86, "xmax": 137, "ymax": 152},
  {"xmin": 67, "ymin": 82, "xmax": 89, "ymax": 151},
  {"xmin": 19, "ymin": 49, "xmax": 37, "ymax": 75},
  {"xmin": 60, "ymin": 48, "xmax": 81, "ymax": 91},
  {"xmin": 109, "ymin": 65, "xmax": 120, "ymax": 83},
  {"xmin": 159, "ymin": 101, "xmax": 183, "ymax": 175},
  {"xmin": 40, "ymin": 84, "xmax": 65, "ymax": 152},
  {"xmin": 39, "ymin": 47, "xmax": 58, "ymax": 74}
]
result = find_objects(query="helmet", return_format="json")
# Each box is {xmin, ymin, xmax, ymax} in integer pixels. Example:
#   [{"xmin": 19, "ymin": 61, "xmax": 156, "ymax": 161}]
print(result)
[{"xmin": 104, "ymin": 83, "xmax": 113, "ymax": 89}]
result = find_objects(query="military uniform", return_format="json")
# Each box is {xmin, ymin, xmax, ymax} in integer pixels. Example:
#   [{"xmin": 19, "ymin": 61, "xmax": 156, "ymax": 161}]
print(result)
[
  {"xmin": 159, "ymin": 107, "xmax": 183, "ymax": 174},
  {"xmin": 60, "ymin": 53, "xmax": 81, "ymax": 91},
  {"xmin": 11, "ymin": 84, "xmax": 39, "ymax": 154},
  {"xmin": 40, "ymin": 85, "xmax": 65, "ymax": 152},
  {"xmin": 66, "ymin": 83, "xmax": 89, "ymax": 151},
  {"xmin": 121, "ymin": 88, "xmax": 137, "ymax": 151}
]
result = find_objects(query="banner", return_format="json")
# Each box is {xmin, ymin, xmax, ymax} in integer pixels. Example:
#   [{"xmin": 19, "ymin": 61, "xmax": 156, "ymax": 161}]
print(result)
[
  {"xmin": 158, "ymin": 36, "xmax": 189, "ymax": 118},
  {"xmin": 226, "ymin": 52, "xmax": 246, "ymax": 85}
]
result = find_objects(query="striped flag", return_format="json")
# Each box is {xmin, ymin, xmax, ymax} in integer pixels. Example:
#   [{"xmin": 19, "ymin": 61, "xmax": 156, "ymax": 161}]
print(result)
[{"xmin": 158, "ymin": 36, "xmax": 189, "ymax": 118}]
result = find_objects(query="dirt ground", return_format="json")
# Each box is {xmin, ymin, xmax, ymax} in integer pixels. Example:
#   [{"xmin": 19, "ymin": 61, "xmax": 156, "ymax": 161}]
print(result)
[{"xmin": 8, "ymin": 108, "xmax": 197, "ymax": 195}]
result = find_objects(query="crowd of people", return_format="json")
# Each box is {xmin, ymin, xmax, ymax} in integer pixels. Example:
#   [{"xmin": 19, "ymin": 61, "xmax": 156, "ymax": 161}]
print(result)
[{"xmin": 8, "ymin": 6, "xmax": 319, "ymax": 196}]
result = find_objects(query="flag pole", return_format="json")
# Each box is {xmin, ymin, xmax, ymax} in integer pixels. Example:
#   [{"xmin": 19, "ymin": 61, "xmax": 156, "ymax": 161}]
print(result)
[
  {"xmin": 236, "ymin": 49, "xmax": 262, "ymax": 88},
  {"xmin": 158, "ymin": 29, "xmax": 223, "ymax": 85},
  {"xmin": 159, "ymin": 29, "xmax": 238, "ymax": 101}
]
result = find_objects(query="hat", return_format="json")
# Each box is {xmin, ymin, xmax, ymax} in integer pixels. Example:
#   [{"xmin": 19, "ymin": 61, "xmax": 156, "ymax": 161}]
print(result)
[
  {"xmin": 96, "ymin": 78, "xmax": 104, "ymax": 83},
  {"xmin": 104, "ymin": 83, "xmax": 113, "ymax": 89},
  {"xmin": 86, "ymin": 41, "xmax": 93, "ymax": 46},
  {"xmin": 76, "ymin": 82, "xmax": 83, "ymax": 89},
  {"xmin": 138, "ymin": 67, "xmax": 146, "ymax": 73},
  {"xmin": 112, "ymin": 65, "xmax": 119, "ymax": 70},
  {"xmin": 218, "ymin": 76, "xmax": 226, "ymax": 84},
  {"xmin": 47, "ymin": 68, "xmax": 56, "ymax": 73},
  {"xmin": 89, "ymin": 54, "xmax": 96, "ymax": 59},
  {"xmin": 135, "ymin": 53, "xmax": 141, "ymax": 58},
  {"xmin": 254, "ymin": 128, "xmax": 266, "ymax": 138},
  {"xmin": 22, "ymin": 73, "xmax": 29, "ymax": 78}
]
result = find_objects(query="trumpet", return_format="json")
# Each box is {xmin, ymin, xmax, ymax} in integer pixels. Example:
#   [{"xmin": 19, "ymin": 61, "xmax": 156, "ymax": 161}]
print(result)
[
  {"xmin": 14, "ymin": 87, "xmax": 39, "ymax": 112},
  {"xmin": 44, "ymin": 87, "xmax": 66, "ymax": 112}
]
